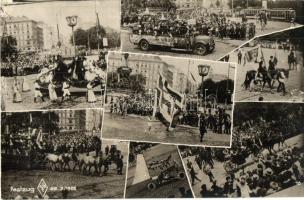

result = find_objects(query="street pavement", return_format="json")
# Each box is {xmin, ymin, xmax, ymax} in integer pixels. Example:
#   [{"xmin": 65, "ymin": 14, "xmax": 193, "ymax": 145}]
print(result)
[
  {"xmin": 180, "ymin": 133, "xmax": 303, "ymax": 198},
  {"xmin": 121, "ymin": 19, "xmax": 300, "ymax": 61},
  {"xmin": 231, "ymin": 47, "xmax": 304, "ymax": 102},
  {"xmin": 102, "ymin": 112, "xmax": 231, "ymax": 147},
  {"xmin": 126, "ymin": 144, "xmax": 192, "ymax": 198},
  {"xmin": 2, "ymin": 75, "xmax": 103, "ymax": 111}
]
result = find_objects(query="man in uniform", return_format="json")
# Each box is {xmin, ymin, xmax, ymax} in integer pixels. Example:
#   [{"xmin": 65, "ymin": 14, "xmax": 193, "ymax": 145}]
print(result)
[
  {"xmin": 268, "ymin": 56, "xmax": 276, "ymax": 80},
  {"xmin": 199, "ymin": 113, "xmax": 207, "ymax": 142}
]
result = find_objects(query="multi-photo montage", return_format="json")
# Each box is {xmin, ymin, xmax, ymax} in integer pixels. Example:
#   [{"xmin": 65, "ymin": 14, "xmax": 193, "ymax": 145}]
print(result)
[{"xmin": 0, "ymin": 0, "xmax": 303, "ymax": 199}]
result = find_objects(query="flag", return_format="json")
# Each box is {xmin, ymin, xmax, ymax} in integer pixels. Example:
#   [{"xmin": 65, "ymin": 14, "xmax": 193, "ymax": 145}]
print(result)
[
  {"xmin": 190, "ymin": 72, "xmax": 196, "ymax": 82},
  {"xmin": 36, "ymin": 129, "xmax": 43, "ymax": 149},
  {"xmin": 156, "ymin": 72, "xmax": 184, "ymax": 128},
  {"xmin": 259, "ymin": 45, "xmax": 265, "ymax": 61},
  {"xmin": 29, "ymin": 113, "xmax": 32, "ymax": 123},
  {"xmin": 96, "ymin": 12, "xmax": 102, "ymax": 40},
  {"xmin": 245, "ymin": 46, "xmax": 259, "ymax": 62}
]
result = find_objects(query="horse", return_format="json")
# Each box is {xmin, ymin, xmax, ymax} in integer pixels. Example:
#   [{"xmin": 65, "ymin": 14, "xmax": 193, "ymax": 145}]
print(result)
[
  {"xmin": 243, "ymin": 68, "xmax": 289, "ymax": 91},
  {"xmin": 60, "ymin": 153, "xmax": 74, "ymax": 171},
  {"xmin": 81, "ymin": 153, "xmax": 105, "ymax": 176},
  {"xmin": 45, "ymin": 153, "xmax": 64, "ymax": 171},
  {"xmin": 65, "ymin": 153, "xmax": 86, "ymax": 172}
]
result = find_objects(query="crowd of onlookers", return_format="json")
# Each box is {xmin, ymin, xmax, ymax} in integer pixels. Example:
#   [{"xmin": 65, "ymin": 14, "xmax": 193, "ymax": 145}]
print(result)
[
  {"xmin": 109, "ymin": 94, "xmax": 154, "ymax": 116},
  {"xmin": 123, "ymin": 11, "xmax": 256, "ymax": 40},
  {"xmin": 181, "ymin": 112, "xmax": 304, "ymax": 197},
  {"xmin": 2, "ymin": 129, "xmax": 101, "ymax": 156},
  {"xmin": 1, "ymin": 54, "xmax": 45, "ymax": 77},
  {"xmin": 179, "ymin": 107, "xmax": 231, "ymax": 134}
]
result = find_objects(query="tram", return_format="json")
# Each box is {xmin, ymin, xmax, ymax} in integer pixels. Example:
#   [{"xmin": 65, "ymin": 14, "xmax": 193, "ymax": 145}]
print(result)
[{"xmin": 243, "ymin": 8, "xmax": 296, "ymax": 21}]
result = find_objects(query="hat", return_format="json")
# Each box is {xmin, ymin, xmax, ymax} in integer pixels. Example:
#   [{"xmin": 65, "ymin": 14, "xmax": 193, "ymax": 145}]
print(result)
[
  {"xmin": 253, "ymin": 174, "xmax": 259, "ymax": 180},
  {"xmin": 265, "ymin": 168, "xmax": 273, "ymax": 175}
]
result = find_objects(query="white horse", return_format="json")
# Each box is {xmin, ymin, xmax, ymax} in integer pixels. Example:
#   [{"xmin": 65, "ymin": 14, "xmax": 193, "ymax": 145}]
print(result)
[
  {"xmin": 82, "ymin": 154, "xmax": 104, "ymax": 176},
  {"xmin": 45, "ymin": 153, "xmax": 63, "ymax": 171}
]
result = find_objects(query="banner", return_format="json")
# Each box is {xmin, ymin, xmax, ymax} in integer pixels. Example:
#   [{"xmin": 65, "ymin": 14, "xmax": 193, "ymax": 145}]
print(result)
[
  {"xmin": 156, "ymin": 72, "xmax": 184, "ymax": 125},
  {"xmin": 103, "ymin": 38, "xmax": 108, "ymax": 47},
  {"xmin": 245, "ymin": 46, "xmax": 259, "ymax": 62}
]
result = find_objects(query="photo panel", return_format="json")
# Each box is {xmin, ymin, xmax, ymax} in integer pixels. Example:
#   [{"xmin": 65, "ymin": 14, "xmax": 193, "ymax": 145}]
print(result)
[
  {"xmin": 0, "ymin": 0, "xmax": 121, "ymax": 111},
  {"xmin": 121, "ymin": 0, "xmax": 304, "ymax": 60},
  {"xmin": 220, "ymin": 26, "xmax": 304, "ymax": 102},
  {"xmin": 103, "ymin": 52, "xmax": 236, "ymax": 147},
  {"xmin": 1, "ymin": 108, "xmax": 128, "ymax": 199},
  {"xmin": 179, "ymin": 102, "xmax": 304, "ymax": 197},
  {"xmin": 126, "ymin": 142, "xmax": 193, "ymax": 198}
]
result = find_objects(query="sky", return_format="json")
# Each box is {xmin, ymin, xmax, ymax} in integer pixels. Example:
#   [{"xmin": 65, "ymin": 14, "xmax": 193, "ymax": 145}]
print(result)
[
  {"xmin": 161, "ymin": 56, "xmax": 236, "ymax": 83},
  {"xmin": 3, "ymin": 0, "xmax": 120, "ymax": 39}
]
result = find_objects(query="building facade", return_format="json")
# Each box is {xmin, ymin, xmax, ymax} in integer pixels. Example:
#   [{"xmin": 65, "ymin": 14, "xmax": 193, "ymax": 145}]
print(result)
[
  {"xmin": 37, "ymin": 22, "xmax": 56, "ymax": 50},
  {"xmin": 55, "ymin": 110, "xmax": 86, "ymax": 131},
  {"xmin": 4, "ymin": 16, "xmax": 44, "ymax": 52},
  {"xmin": 108, "ymin": 52, "xmax": 165, "ymax": 90},
  {"xmin": 162, "ymin": 62, "xmax": 197, "ymax": 95},
  {"xmin": 85, "ymin": 109, "xmax": 101, "ymax": 132},
  {"xmin": 174, "ymin": 0, "xmax": 229, "ymax": 9},
  {"xmin": 108, "ymin": 52, "xmax": 198, "ymax": 94}
]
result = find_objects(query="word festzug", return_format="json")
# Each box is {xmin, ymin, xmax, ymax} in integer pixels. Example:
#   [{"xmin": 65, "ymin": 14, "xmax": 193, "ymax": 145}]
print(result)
[{"xmin": 10, "ymin": 186, "xmax": 35, "ymax": 194}]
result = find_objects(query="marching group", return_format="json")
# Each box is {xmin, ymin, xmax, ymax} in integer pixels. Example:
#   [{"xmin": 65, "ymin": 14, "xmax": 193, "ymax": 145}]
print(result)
[{"xmin": 179, "ymin": 106, "xmax": 231, "ymax": 142}]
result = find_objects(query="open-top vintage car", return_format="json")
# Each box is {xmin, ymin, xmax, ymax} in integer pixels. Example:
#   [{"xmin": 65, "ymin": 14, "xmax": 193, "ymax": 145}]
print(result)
[
  {"xmin": 146, "ymin": 158, "xmax": 186, "ymax": 190},
  {"xmin": 129, "ymin": 18, "xmax": 215, "ymax": 55}
]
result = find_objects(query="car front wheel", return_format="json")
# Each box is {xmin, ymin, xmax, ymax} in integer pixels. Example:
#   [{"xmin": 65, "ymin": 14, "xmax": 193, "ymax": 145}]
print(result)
[
  {"xmin": 139, "ymin": 40, "xmax": 149, "ymax": 51},
  {"xmin": 147, "ymin": 182, "xmax": 157, "ymax": 190},
  {"xmin": 194, "ymin": 43, "xmax": 207, "ymax": 55}
]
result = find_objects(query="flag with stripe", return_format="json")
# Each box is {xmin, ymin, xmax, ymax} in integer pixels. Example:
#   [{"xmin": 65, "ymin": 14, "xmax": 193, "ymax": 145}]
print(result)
[{"xmin": 156, "ymin": 72, "xmax": 184, "ymax": 127}]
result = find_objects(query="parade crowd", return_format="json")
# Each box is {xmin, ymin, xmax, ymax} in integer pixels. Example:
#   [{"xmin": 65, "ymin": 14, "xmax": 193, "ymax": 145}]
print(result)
[
  {"xmin": 2, "ymin": 128, "xmax": 101, "ymax": 157},
  {"xmin": 180, "ymin": 106, "xmax": 231, "ymax": 134},
  {"xmin": 123, "ymin": 12, "xmax": 256, "ymax": 40},
  {"xmin": 182, "ymin": 113, "xmax": 304, "ymax": 197},
  {"xmin": 1, "ymin": 54, "xmax": 43, "ymax": 77},
  {"xmin": 109, "ymin": 94, "xmax": 154, "ymax": 116}
]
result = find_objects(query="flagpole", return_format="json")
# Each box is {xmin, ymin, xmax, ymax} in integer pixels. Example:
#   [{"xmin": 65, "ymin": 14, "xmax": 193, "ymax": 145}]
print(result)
[{"xmin": 186, "ymin": 59, "xmax": 190, "ymax": 94}]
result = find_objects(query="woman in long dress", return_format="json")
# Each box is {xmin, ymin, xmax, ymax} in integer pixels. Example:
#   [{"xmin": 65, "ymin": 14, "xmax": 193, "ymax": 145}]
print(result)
[
  {"xmin": 87, "ymin": 82, "xmax": 96, "ymax": 106},
  {"xmin": 13, "ymin": 81, "xmax": 22, "ymax": 103},
  {"xmin": 22, "ymin": 76, "xmax": 30, "ymax": 92},
  {"xmin": 48, "ymin": 81, "xmax": 58, "ymax": 102}
]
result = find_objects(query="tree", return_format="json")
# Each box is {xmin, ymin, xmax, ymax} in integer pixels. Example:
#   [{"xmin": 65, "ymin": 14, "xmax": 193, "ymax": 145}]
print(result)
[
  {"xmin": 216, "ymin": 0, "xmax": 221, "ymax": 8},
  {"xmin": 87, "ymin": 26, "xmax": 106, "ymax": 49},
  {"xmin": 72, "ymin": 28, "xmax": 88, "ymax": 47},
  {"xmin": 1, "ymin": 35, "xmax": 18, "ymax": 61},
  {"xmin": 199, "ymin": 78, "xmax": 234, "ymax": 104},
  {"xmin": 70, "ymin": 25, "xmax": 120, "ymax": 49}
]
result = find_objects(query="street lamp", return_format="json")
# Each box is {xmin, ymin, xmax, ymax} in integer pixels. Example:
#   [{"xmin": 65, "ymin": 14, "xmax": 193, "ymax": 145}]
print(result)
[
  {"xmin": 66, "ymin": 15, "xmax": 78, "ymax": 56},
  {"xmin": 198, "ymin": 64, "xmax": 210, "ymax": 108},
  {"xmin": 204, "ymin": 89, "xmax": 208, "ymax": 110}
]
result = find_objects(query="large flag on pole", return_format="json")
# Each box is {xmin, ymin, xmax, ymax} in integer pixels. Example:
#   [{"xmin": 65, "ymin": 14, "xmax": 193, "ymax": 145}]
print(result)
[
  {"xmin": 245, "ymin": 45, "xmax": 259, "ymax": 62},
  {"xmin": 156, "ymin": 72, "xmax": 184, "ymax": 128},
  {"xmin": 96, "ymin": 12, "xmax": 102, "ymax": 40}
]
